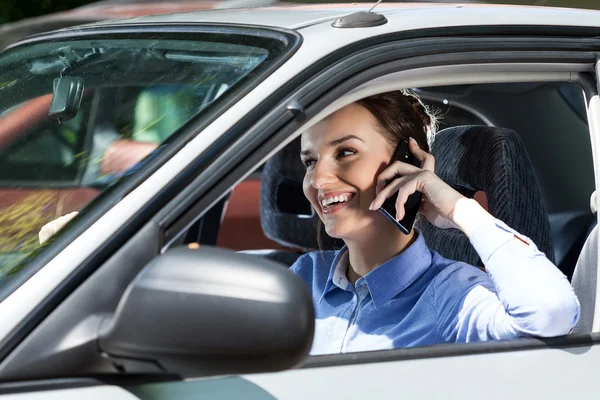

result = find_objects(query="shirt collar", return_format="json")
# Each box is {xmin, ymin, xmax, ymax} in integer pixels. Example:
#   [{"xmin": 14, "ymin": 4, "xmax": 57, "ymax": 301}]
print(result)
[
  {"xmin": 319, "ymin": 230, "xmax": 432, "ymax": 308},
  {"xmin": 319, "ymin": 250, "xmax": 350, "ymax": 303}
]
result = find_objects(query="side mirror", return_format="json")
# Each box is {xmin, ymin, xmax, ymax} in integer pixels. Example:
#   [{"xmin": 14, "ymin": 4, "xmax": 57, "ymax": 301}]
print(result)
[{"xmin": 98, "ymin": 246, "xmax": 314, "ymax": 377}]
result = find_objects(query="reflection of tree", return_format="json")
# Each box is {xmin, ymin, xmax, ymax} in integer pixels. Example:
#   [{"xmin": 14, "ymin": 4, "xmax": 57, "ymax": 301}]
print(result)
[
  {"xmin": 0, "ymin": 191, "xmax": 54, "ymax": 253},
  {"xmin": 0, "ymin": 191, "xmax": 55, "ymax": 280}
]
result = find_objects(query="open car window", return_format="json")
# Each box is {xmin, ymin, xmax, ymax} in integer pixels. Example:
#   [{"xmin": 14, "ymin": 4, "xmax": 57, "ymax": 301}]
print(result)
[
  {"xmin": 199, "ymin": 80, "xmax": 593, "ymax": 355},
  {"xmin": 0, "ymin": 27, "xmax": 295, "ymax": 293}
]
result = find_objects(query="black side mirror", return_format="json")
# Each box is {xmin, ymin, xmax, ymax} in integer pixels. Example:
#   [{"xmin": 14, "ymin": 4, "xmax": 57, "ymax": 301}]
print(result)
[
  {"xmin": 48, "ymin": 77, "xmax": 84, "ymax": 124},
  {"xmin": 98, "ymin": 246, "xmax": 314, "ymax": 377}
]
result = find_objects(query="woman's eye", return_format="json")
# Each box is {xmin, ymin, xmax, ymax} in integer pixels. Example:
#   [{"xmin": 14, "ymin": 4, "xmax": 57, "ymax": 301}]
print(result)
[
  {"xmin": 337, "ymin": 148, "xmax": 356, "ymax": 159},
  {"xmin": 302, "ymin": 159, "xmax": 316, "ymax": 168}
]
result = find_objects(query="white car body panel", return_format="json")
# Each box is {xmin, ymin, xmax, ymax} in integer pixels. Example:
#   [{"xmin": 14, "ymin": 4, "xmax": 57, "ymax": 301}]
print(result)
[
  {"xmin": 245, "ymin": 345, "xmax": 600, "ymax": 399},
  {"xmin": 586, "ymin": 91, "xmax": 600, "ymax": 332}
]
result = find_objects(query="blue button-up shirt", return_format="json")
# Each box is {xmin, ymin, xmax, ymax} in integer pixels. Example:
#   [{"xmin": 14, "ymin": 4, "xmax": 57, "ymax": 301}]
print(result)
[{"xmin": 290, "ymin": 219, "xmax": 580, "ymax": 355}]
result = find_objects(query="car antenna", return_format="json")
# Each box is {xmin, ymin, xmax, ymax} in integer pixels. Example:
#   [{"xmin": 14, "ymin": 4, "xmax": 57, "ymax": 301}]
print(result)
[
  {"xmin": 331, "ymin": 0, "xmax": 388, "ymax": 28},
  {"xmin": 368, "ymin": 0, "xmax": 383, "ymax": 13}
]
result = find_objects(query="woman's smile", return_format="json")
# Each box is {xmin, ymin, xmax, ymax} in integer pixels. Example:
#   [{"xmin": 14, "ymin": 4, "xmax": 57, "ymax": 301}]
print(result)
[{"xmin": 319, "ymin": 191, "xmax": 356, "ymax": 214}]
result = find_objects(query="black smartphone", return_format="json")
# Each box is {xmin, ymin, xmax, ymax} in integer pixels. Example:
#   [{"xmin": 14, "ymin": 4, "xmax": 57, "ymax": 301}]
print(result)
[{"xmin": 377, "ymin": 140, "xmax": 423, "ymax": 235}]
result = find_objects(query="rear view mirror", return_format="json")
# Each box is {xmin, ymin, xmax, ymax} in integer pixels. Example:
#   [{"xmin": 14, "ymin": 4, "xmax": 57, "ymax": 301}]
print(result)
[
  {"xmin": 48, "ymin": 77, "xmax": 84, "ymax": 124},
  {"xmin": 98, "ymin": 246, "xmax": 314, "ymax": 377}
]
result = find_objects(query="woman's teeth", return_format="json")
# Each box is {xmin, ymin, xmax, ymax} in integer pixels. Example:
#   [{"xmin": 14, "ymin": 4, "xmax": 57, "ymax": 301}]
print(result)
[{"xmin": 321, "ymin": 194, "xmax": 351, "ymax": 207}]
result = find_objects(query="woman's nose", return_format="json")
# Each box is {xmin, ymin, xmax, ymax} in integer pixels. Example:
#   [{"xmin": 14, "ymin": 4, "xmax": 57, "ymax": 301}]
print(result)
[{"xmin": 311, "ymin": 160, "xmax": 338, "ymax": 189}]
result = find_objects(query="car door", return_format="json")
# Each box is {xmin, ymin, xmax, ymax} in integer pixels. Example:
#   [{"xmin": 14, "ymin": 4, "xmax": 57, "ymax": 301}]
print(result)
[
  {"xmin": 144, "ymin": 24, "xmax": 600, "ymax": 400},
  {"xmin": 1, "ymin": 7, "xmax": 600, "ymax": 400}
]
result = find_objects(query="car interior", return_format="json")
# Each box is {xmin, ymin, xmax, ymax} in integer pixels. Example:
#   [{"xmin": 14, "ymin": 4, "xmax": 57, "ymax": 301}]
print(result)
[
  {"xmin": 184, "ymin": 80, "xmax": 597, "ymax": 345},
  {"xmin": 191, "ymin": 82, "xmax": 594, "ymax": 285}
]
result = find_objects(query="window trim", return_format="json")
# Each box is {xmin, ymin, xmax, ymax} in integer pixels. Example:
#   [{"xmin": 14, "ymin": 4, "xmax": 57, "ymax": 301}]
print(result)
[{"xmin": 298, "ymin": 332, "xmax": 598, "ymax": 369}]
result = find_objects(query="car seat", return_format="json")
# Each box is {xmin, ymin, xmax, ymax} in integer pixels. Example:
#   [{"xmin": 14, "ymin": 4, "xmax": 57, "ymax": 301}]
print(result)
[
  {"xmin": 548, "ymin": 211, "xmax": 596, "ymax": 280},
  {"xmin": 259, "ymin": 125, "xmax": 554, "ymax": 268},
  {"xmin": 571, "ymin": 225, "xmax": 598, "ymax": 334},
  {"xmin": 217, "ymin": 178, "xmax": 285, "ymax": 250},
  {"xmin": 258, "ymin": 138, "xmax": 343, "ymax": 265},
  {"xmin": 416, "ymin": 125, "xmax": 555, "ymax": 268}
]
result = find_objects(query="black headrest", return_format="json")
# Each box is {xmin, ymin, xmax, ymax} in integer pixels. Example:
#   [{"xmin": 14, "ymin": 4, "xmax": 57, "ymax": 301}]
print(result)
[
  {"xmin": 261, "ymin": 125, "xmax": 554, "ymax": 266},
  {"xmin": 260, "ymin": 138, "xmax": 342, "ymax": 250},
  {"xmin": 416, "ymin": 125, "xmax": 554, "ymax": 266}
]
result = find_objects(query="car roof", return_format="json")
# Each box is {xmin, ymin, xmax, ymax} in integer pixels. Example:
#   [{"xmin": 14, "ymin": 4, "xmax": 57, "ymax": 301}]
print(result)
[{"xmin": 79, "ymin": 3, "xmax": 600, "ymax": 31}]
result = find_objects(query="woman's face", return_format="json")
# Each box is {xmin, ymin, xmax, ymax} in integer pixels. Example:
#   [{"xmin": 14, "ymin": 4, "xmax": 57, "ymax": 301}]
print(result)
[{"xmin": 301, "ymin": 103, "xmax": 394, "ymax": 240}]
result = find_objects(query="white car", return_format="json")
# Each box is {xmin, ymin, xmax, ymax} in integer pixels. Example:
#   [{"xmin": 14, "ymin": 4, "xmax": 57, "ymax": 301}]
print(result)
[{"xmin": 0, "ymin": 3, "xmax": 599, "ymax": 399}]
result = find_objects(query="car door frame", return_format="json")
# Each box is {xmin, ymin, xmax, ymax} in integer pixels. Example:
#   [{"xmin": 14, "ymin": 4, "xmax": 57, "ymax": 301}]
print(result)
[{"xmin": 587, "ymin": 59, "xmax": 600, "ymax": 331}]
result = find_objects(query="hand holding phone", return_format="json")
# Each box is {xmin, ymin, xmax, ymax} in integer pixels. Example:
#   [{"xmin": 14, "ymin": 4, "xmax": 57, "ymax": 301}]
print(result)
[{"xmin": 377, "ymin": 140, "xmax": 422, "ymax": 235}]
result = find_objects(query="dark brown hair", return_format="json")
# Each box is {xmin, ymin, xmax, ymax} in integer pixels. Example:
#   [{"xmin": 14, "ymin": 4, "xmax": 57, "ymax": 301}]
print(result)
[
  {"xmin": 357, "ymin": 89, "xmax": 435, "ymax": 154},
  {"xmin": 316, "ymin": 90, "xmax": 436, "ymax": 250}
]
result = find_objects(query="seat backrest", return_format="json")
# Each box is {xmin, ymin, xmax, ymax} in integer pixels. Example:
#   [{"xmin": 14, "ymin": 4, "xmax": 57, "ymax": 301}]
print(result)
[
  {"xmin": 260, "ymin": 137, "xmax": 342, "ymax": 251},
  {"xmin": 217, "ymin": 179, "xmax": 284, "ymax": 250},
  {"xmin": 548, "ymin": 210, "xmax": 596, "ymax": 279},
  {"xmin": 571, "ymin": 225, "xmax": 598, "ymax": 334},
  {"xmin": 416, "ymin": 126, "xmax": 554, "ymax": 267}
]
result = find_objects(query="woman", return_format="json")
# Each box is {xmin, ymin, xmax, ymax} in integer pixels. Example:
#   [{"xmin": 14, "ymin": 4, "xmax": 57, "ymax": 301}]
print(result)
[{"xmin": 294, "ymin": 90, "xmax": 579, "ymax": 355}]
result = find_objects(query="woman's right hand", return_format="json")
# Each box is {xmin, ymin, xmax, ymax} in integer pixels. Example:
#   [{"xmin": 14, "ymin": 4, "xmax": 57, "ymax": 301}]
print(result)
[
  {"xmin": 39, "ymin": 211, "xmax": 79, "ymax": 245},
  {"xmin": 370, "ymin": 138, "xmax": 464, "ymax": 229},
  {"xmin": 370, "ymin": 138, "xmax": 495, "ymax": 236}
]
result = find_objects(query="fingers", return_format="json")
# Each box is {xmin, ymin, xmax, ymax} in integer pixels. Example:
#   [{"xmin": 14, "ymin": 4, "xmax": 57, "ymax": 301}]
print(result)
[
  {"xmin": 370, "ymin": 175, "xmax": 410, "ymax": 210},
  {"xmin": 394, "ymin": 177, "xmax": 419, "ymax": 221},
  {"xmin": 375, "ymin": 139, "xmax": 435, "ymax": 195},
  {"xmin": 375, "ymin": 161, "xmax": 421, "ymax": 195},
  {"xmin": 371, "ymin": 173, "xmax": 421, "ymax": 221},
  {"xmin": 409, "ymin": 137, "xmax": 435, "ymax": 171}
]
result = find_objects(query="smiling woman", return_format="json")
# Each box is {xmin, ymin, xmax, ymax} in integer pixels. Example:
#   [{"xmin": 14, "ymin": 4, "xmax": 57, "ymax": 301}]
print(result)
[{"xmin": 293, "ymin": 90, "xmax": 580, "ymax": 355}]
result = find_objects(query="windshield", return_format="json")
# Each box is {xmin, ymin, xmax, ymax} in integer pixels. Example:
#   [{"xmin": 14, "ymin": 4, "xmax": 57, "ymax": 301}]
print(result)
[{"xmin": 0, "ymin": 27, "xmax": 294, "ymax": 293}]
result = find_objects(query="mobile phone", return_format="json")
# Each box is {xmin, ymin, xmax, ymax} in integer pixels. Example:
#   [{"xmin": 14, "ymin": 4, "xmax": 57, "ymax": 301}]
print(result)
[{"xmin": 377, "ymin": 140, "xmax": 422, "ymax": 235}]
